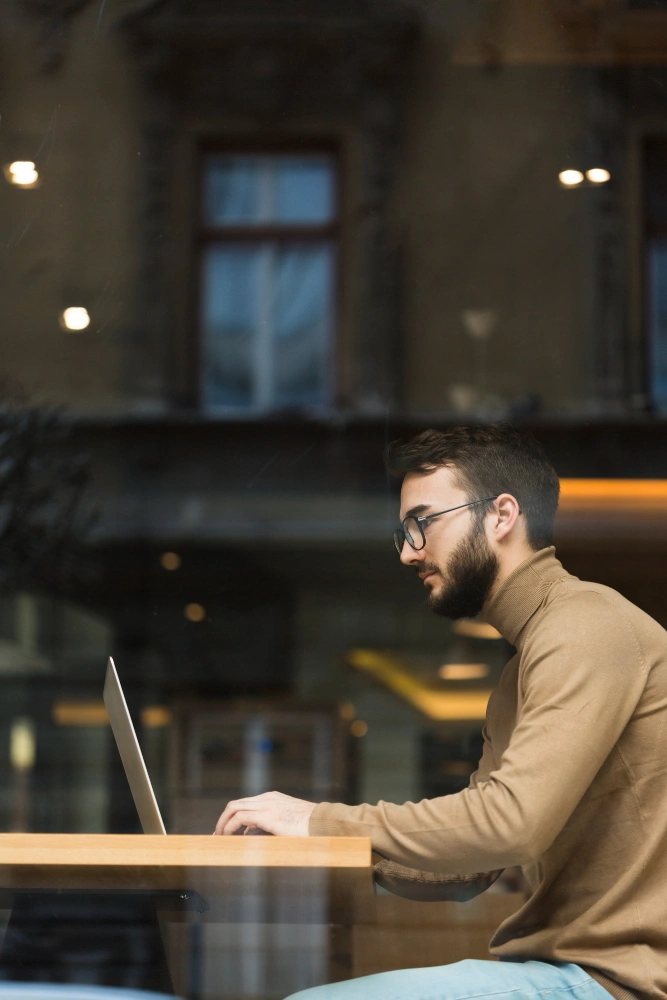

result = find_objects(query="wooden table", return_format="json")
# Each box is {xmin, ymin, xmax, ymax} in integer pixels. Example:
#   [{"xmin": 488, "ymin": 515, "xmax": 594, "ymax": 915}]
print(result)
[{"xmin": 0, "ymin": 835, "xmax": 374, "ymax": 997}]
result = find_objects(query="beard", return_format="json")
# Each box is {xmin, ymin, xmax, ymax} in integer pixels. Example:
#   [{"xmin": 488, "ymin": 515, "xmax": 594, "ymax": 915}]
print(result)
[{"xmin": 425, "ymin": 520, "xmax": 499, "ymax": 621}]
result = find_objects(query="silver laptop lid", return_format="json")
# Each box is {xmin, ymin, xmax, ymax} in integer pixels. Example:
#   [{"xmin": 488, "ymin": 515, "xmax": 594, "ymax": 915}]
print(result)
[{"xmin": 103, "ymin": 656, "xmax": 166, "ymax": 835}]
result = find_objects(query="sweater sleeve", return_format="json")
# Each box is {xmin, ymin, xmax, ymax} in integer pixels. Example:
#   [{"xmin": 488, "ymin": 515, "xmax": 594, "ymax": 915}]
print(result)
[
  {"xmin": 309, "ymin": 591, "xmax": 648, "ymax": 874},
  {"xmin": 468, "ymin": 721, "xmax": 497, "ymax": 790}
]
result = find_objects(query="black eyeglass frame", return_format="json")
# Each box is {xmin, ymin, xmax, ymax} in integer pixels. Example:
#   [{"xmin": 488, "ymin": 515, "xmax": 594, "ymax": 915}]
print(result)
[{"xmin": 393, "ymin": 496, "xmax": 500, "ymax": 555}]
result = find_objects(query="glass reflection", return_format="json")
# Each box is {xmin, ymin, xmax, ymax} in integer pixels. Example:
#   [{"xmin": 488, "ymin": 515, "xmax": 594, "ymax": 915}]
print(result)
[
  {"xmin": 273, "ymin": 246, "xmax": 332, "ymax": 408},
  {"xmin": 201, "ymin": 244, "xmax": 332, "ymax": 411},
  {"xmin": 649, "ymin": 239, "xmax": 667, "ymax": 412},
  {"xmin": 201, "ymin": 246, "xmax": 255, "ymax": 408},
  {"xmin": 6, "ymin": 0, "xmax": 667, "ymax": 995},
  {"xmin": 203, "ymin": 155, "xmax": 334, "ymax": 226}
]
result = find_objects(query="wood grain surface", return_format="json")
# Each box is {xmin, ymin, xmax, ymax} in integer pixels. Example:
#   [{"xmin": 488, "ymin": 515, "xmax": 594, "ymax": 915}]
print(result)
[{"xmin": 0, "ymin": 834, "xmax": 371, "ymax": 868}]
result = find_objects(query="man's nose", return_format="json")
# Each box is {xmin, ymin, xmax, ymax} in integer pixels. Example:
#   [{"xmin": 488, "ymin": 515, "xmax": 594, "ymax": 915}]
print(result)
[{"xmin": 399, "ymin": 542, "xmax": 424, "ymax": 568}]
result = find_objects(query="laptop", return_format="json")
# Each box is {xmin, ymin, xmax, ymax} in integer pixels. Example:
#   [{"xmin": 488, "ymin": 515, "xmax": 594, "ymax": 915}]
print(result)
[{"xmin": 103, "ymin": 656, "xmax": 167, "ymax": 835}]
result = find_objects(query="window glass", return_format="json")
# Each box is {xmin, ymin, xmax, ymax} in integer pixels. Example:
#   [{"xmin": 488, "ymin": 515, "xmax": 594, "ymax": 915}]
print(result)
[
  {"xmin": 273, "ymin": 245, "xmax": 333, "ymax": 407},
  {"xmin": 648, "ymin": 238, "xmax": 667, "ymax": 412},
  {"xmin": 203, "ymin": 157, "xmax": 262, "ymax": 225},
  {"xmin": 645, "ymin": 140, "xmax": 667, "ymax": 411},
  {"xmin": 274, "ymin": 157, "xmax": 335, "ymax": 223},
  {"xmin": 203, "ymin": 155, "xmax": 335, "ymax": 226},
  {"xmin": 201, "ymin": 245, "xmax": 256, "ymax": 408},
  {"xmin": 12, "ymin": 2, "xmax": 667, "ymax": 991},
  {"xmin": 200, "ymin": 152, "xmax": 336, "ymax": 412},
  {"xmin": 201, "ymin": 243, "xmax": 333, "ymax": 410}
]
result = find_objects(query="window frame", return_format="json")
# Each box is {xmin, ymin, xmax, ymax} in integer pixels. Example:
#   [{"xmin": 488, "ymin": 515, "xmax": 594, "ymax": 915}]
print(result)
[
  {"xmin": 195, "ymin": 141, "xmax": 341, "ymax": 417},
  {"xmin": 643, "ymin": 136, "xmax": 667, "ymax": 412}
]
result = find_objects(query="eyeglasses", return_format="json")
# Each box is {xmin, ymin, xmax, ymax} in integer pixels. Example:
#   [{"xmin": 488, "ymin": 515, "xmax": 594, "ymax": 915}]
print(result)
[{"xmin": 393, "ymin": 496, "xmax": 500, "ymax": 556}]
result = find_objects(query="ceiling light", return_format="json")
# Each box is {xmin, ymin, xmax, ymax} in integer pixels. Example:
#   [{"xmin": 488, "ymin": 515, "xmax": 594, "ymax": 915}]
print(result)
[
  {"xmin": 452, "ymin": 620, "xmax": 502, "ymax": 640},
  {"xmin": 339, "ymin": 702, "xmax": 356, "ymax": 721},
  {"xmin": 4, "ymin": 161, "xmax": 39, "ymax": 188},
  {"xmin": 439, "ymin": 663, "xmax": 490, "ymax": 681},
  {"xmin": 559, "ymin": 169, "xmax": 584, "ymax": 187},
  {"xmin": 350, "ymin": 719, "xmax": 368, "ymax": 738},
  {"xmin": 184, "ymin": 602, "xmax": 206, "ymax": 622},
  {"xmin": 61, "ymin": 307, "xmax": 90, "ymax": 331},
  {"xmin": 586, "ymin": 167, "xmax": 610, "ymax": 184},
  {"xmin": 160, "ymin": 552, "xmax": 181, "ymax": 571}
]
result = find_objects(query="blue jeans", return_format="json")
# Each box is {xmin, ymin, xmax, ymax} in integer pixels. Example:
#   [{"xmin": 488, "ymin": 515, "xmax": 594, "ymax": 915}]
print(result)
[{"xmin": 283, "ymin": 959, "xmax": 613, "ymax": 1000}]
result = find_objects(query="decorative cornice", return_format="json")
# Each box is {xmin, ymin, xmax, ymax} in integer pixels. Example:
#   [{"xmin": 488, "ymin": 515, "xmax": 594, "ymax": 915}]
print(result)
[
  {"xmin": 122, "ymin": 0, "xmax": 420, "ymax": 115},
  {"xmin": 16, "ymin": 0, "xmax": 94, "ymax": 73}
]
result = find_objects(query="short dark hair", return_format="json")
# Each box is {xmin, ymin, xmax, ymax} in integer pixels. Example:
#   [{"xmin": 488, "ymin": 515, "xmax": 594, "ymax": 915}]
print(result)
[{"xmin": 385, "ymin": 424, "xmax": 560, "ymax": 551}]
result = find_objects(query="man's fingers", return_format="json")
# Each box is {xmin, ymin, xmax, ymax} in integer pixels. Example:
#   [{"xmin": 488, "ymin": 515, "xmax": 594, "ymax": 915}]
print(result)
[
  {"xmin": 214, "ymin": 799, "xmax": 250, "ymax": 835},
  {"xmin": 214, "ymin": 803, "xmax": 236, "ymax": 835},
  {"xmin": 213, "ymin": 792, "xmax": 284, "ymax": 836},
  {"xmin": 214, "ymin": 798, "xmax": 268, "ymax": 835},
  {"xmin": 222, "ymin": 811, "xmax": 254, "ymax": 835},
  {"xmin": 215, "ymin": 808, "xmax": 253, "ymax": 836}
]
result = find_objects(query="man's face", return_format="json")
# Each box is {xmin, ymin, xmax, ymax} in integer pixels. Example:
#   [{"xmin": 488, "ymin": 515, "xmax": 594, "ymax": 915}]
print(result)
[{"xmin": 398, "ymin": 466, "xmax": 499, "ymax": 620}]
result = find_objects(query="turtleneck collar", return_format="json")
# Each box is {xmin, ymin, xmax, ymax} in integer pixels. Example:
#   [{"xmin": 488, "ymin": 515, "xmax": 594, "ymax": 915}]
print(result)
[{"xmin": 483, "ymin": 546, "xmax": 571, "ymax": 647}]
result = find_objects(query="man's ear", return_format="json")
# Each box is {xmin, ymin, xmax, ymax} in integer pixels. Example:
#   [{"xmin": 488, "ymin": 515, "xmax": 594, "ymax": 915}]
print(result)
[{"xmin": 492, "ymin": 493, "xmax": 521, "ymax": 541}]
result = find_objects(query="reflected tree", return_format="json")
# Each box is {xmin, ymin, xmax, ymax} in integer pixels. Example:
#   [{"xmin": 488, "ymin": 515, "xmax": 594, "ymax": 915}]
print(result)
[{"xmin": 0, "ymin": 387, "xmax": 90, "ymax": 589}]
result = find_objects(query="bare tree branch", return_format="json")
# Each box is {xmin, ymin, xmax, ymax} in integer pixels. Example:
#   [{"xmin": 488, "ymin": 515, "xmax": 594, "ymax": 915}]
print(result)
[{"xmin": 0, "ymin": 386, "xmax": 91, "ymax": 588}]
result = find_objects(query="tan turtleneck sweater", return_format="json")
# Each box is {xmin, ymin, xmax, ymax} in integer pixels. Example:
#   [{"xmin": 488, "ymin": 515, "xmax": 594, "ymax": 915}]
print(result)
[{"xmin": 310, "ymin": 548, "xmax": 667, "ymax": 1000}]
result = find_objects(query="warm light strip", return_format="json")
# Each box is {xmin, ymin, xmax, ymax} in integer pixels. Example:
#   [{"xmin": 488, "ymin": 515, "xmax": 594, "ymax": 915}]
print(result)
[
  {"xmin": 559, "ymin": 479, "xmax": 667, "ymax": 509},
  {"xmin": 439, "ymin": 663, "xmax": 489, "ymax": 681},
  {"xmin": 142, "ymin": 706, "xmax": 172, "ymax": 728},
  {"xmin": 452, "ymin": 620, "xmax": 502, "ymax": 640},
  {"xmin": 52, "ymin": 701, "xmax": 108, "ymax": 726},
  {"xmin": 347, "ymin": 649, "xmax": 490, "ymax": 721},
  {"xmin": 52, "ymin": 702, "xmax": 172, "ymax": 728}
]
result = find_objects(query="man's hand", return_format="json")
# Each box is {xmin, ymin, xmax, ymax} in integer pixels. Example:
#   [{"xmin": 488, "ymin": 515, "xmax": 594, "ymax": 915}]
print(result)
[{"xmin": 213, "ymin": 791, "xmax": 316, "ymax": 837}]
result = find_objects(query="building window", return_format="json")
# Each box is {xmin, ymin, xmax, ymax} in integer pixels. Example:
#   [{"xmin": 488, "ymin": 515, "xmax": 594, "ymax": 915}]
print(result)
[
  {"xmin": 198, "ymin": 151, "xmax": 337, "ymax": 414},
  {"xmin": 645, "ymin": 139, "xmax": 667, "ymax": 411}
]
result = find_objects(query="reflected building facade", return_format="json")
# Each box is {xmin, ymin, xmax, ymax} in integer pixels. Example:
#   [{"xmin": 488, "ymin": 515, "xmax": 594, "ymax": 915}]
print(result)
[{"xmin": 1, "ymin": 0, "xmax": 667, "ymax": 851}]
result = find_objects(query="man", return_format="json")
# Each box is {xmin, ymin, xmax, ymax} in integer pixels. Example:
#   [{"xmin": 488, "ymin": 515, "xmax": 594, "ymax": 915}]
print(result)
[{"xmin": 215, "ymin": 425, "xmax": 667, "ymax": 1000}]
